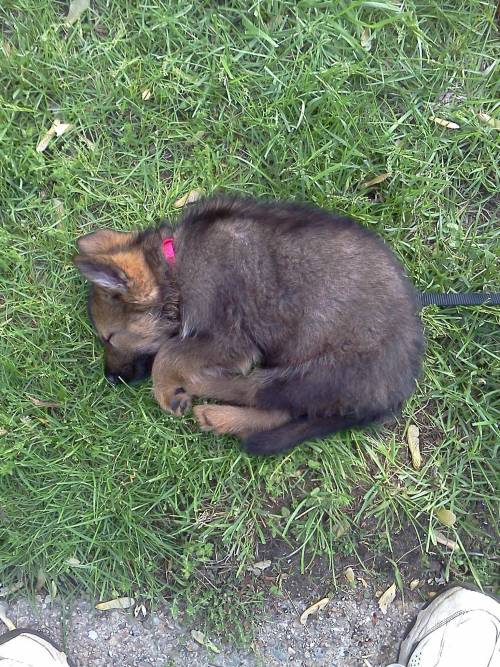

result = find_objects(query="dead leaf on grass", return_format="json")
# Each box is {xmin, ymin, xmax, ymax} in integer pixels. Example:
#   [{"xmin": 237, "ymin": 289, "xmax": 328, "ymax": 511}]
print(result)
[
  {"xmin": 362, "ymin": 172, "xmax": 390, "ymax": 187},
  {"xmin": 477, "ymin": 112, "xmax": 500, "ymax": 130},
  {"xmin": 360, "ymin": 28, "xmax": 373, "ymax": 51},
  {"xmin": 436, "ymin": 507, "xmax": 456, "ymax": 527},
  {"xmin": 65, "ymin": 557, "xmax": 81, "ymax": 566},
  {"xmin": 173, "ymin": 189, "xmax": 202, "ymax": 208},
  {"xmin": 299, "ymin": 597, "xmax": 329, "ymax": 625},
  {"xmin": 27, "ymin": 395, "xmax": 61, "ymax": 409},
  {"xmin": 96, "ymin": 597, "xmax": 135, "ymax": 611},
  {"xmin": 378, "ymin": 583, "xmax": 396, "ymax": 615},
  {"xmin": 36, "ymin": 119, "xmax": 73, "ymax": 153},
  {"xmin": 407, "ymin": 424, "xmax": 422, "ymax": 470},
  {"xmin": 142, "ymin": 89, "xmax": 152, "ymax": 101},
  {"xmin": 191, "ymin": 629, "xmax": 220, "ymax": 653},
  {"xmin": 65, "ymin": 0, "xmax": 90, "ymax": 26},
  {"xmin": 434, "ymin": 530, "xmax": 458, "ymax": 551},
  {"xmin": 431, "ymin": 116, "xmax": 460, "ymax": 130},
  {"xmin": 409, "ymin": 578, "xmax": 420, "ymax": 591}
]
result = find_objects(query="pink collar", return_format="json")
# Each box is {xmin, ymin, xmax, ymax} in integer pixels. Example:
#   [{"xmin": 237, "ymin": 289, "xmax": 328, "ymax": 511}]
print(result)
[{"xmin": 162, "ymin": 237, "xmax": 176, "ymax": 265}]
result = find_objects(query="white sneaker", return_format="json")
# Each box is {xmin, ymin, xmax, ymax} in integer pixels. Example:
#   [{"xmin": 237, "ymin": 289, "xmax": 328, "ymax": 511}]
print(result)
[
  {"xmin": 0, "ymin": 630, "xmax": 71, "ymax": 667},
  {"xmin": 387, "ymin": 585, "xmax": 500, "ymax": 667}
]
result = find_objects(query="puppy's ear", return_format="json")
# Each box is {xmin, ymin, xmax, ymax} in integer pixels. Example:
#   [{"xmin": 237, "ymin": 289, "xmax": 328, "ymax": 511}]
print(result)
[
  {"xmin": 73, "ymin": 255, "xmax": 128, "ymax": 292},
  {"xmin": 76, "ymin": 229, "xmax": 131, "ymax": 255}
]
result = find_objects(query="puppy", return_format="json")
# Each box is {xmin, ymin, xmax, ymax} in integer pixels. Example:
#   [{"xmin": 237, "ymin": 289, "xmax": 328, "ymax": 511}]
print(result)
[{"xmin": 74, "ymin": 197, "xmax": 424, "ymax": 455}]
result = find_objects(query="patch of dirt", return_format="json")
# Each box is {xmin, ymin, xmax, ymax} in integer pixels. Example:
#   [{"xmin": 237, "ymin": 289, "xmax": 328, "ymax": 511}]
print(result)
[{"xmin": 0, "ymin": 589, "xmax": 423, "ymax": 667}]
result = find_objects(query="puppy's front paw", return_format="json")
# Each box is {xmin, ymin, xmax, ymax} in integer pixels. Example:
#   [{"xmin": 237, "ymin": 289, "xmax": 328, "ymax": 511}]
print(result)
[
  {"xmin": 169, "ymin": 388, "xmax": 192, "ymax": 416},
  {"xmin": 154, "ymin": 385, "xmax": 192, "ymax": 416}
]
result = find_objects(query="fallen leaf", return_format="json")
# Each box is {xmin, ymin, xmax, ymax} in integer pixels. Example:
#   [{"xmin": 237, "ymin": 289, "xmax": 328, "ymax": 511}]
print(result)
[
  {"xmin": 362, "ymin": 172, "xmax": 390, "ymax": 187},
  {"xmin": 27, "ymin": 395, "xmax": 61, "ymax": 408},
  {"xmin": 0, "ymin": 602, "xmax": 16, "ymax": 631},
  {"xmin": 360, "ymin": 28, "xmax": 373, "ymax": 51},
  {"xmin": 65, "ymin": 557, "xmax": 81, "ymax": 566},
  {"xmin": 299, "ymin": 597, "xmax": 329, "ymax": 625},
  {"xmin": 54, "ymin": 121, "xmax": 73, "ymax": 137},
  {"xmin": 36, "ymin": 119, "xmax": 73, "ymax": 153},
  {"xmin": 96, "ymin": 597, "xmax": 135, "ymax": 611},
  {"xmin": 344, "ymin": 567, "xmax": 356, "ymax": 586},
  {"xmin": 173, "ymin": 189, "xmax": 202, "ymax": 208},
  {"xmin": 358, "ymin": 576, "xmax": 368, "ymax": 588},
  {"xmin": 436, "ymin": 508, "xmax": 456, "ymax": 527},
  {"xmin": 378, "ymin": 583, "xmax": 396, "ymax": 615},
  {"xmin": 428, "ymin": 591, "xmax": 437, "ymax": 598},
  {"xmin": 142, "ymin": 89, "xmax": 152, "ymax": 101},
  {"xmin": 190, "ymin": 630, "xmax": 220, "ymax": 653},
  {"xmin": 434, "ymin": 530, "xmax": 458, "ymax": 551},
  {"xmin": 250, "ymin": 559, "xmax": 272, "ymax": 575},
  {"xmin": 477, "ymin": 112, "xmax": 500, "ymax": 130},
  {"xmin": 409, "ymin": 578, "xmax": 420, "ymax": 591},
  {"xmin": 0, "ymin": 581, "xmax": 24, "ymax": 597},
  {"xmin": 407, "ymin": 424, "xmax": 421, "ymax": 470},
  {"xmin": 134, "ymin": 603, "xmax": 147, "ymax": 618},
  {"xmin": 65, "ymin": 0, "xmax": 90, "ymax": 26},
  {"xmin": 430, "ymin": 116, "xmax": 460, "ymax": 130}
]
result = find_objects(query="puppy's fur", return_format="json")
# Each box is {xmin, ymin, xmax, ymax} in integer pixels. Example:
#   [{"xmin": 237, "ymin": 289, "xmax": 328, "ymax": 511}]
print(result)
[{"xmin": 75, "ymin": 197, "xmax": 424, "ymax": 455}]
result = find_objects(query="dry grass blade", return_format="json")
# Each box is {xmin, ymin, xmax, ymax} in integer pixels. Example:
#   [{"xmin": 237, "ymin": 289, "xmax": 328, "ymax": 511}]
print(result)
[
  {"xmin": 299, "ymin": 597, "xmax": 329, "ymax": 625},
  {"xmin": 434, "ymin": 530, "xmax": 458, "ymax": 550},
  {"xmin": 431, "ymin": 116, "xmax": 460, "ymax": 129},
  {"xmin": 477, "ymin": 112, "xmax": 500, "ymax": 129},
  {"xmin": 27, "ymin": 395, "xmax": 61, "ymax": 408},
  {"xmin": 362, "ymin": 173, "xmax": 390, "ymax": 187}
]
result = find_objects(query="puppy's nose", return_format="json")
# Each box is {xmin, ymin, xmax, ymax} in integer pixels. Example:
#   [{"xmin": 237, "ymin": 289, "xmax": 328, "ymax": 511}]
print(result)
[{"xmin": 105, "ymin": 369, "xmax": 119, "ymax": 384}]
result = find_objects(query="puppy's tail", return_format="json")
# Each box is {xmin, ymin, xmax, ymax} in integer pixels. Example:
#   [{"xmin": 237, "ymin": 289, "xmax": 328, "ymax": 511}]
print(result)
[{"xmin": 242, "ymin": 413, "xmax": 379, "ymax": 456}]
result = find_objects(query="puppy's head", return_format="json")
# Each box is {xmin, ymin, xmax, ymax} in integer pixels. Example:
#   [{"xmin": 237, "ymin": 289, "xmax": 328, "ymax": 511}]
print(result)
[{"xmin": 74, "ymin": 229, "xmax": 176, "ymax": 384}]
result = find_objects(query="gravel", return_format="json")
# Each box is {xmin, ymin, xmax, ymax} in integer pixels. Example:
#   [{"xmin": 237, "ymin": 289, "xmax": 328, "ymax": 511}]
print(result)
[{"xmin": 0, "ymin": 589, "xmax": 423, "ymax": 667}]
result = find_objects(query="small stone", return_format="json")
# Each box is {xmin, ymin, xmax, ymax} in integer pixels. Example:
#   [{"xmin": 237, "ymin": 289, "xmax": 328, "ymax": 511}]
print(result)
[{"xmin": 88, "ymin": 630, "xmax": 98, "ymax": 640}]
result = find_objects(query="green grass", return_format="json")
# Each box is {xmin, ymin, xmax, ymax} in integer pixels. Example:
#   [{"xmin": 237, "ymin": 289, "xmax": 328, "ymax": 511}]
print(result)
[{"xmin": 1, "ymin": 0, "xmax": 499, "ymax": 631}]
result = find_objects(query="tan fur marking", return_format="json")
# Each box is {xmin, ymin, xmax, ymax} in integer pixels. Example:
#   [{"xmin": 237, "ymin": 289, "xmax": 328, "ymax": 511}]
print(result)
[{"xmin": 112, "ymin": 249, "xmax": 159, "ymax": 303}]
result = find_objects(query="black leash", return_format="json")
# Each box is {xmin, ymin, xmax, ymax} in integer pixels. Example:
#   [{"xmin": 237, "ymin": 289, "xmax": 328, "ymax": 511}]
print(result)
[{"xmin": 418, "ymin": 292, "xmax": 500, "ymax": 307}]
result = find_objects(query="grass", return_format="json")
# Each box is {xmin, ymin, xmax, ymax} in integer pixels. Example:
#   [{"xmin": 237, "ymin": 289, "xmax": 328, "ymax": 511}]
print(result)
[{"xmin": 1, "ymin": 0, "xmax": 499, "ymax": 634}]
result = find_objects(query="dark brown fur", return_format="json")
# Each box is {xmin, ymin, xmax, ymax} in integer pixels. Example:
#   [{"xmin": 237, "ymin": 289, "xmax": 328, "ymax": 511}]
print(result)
[{"xmin": 74, "ymin": 197, "xmax": 424, "ymax": 455}]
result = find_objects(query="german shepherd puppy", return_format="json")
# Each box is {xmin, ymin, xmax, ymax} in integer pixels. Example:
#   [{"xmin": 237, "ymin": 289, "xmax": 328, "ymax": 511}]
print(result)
[{"xmin": 74, "ymin": 197, "xmax": 424, "ymax": 455}]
